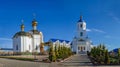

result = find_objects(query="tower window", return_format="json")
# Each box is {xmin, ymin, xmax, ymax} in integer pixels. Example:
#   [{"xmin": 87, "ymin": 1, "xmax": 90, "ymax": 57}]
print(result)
[
  {"xmin": 80, "ymin": 24, "xmax": 83, "ymax": 28},
  {"xmin": 16, "ymin": 45, "xmax": 18, "ymax": 50},
  {"xmin": 80, "ymin": 32, "xmax": 83, "ymax": 36}
]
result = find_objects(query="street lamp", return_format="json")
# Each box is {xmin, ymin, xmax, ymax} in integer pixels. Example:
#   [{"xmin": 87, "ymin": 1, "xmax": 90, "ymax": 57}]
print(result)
[{"xmin": 34, "ymin": 45, "xmax": 38, "ymax": 60}]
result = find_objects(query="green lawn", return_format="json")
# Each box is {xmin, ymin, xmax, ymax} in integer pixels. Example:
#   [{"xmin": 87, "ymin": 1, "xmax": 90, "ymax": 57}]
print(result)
[{"xmin": 0, "ymin": 56, "xmax": 35, "ymax": 61}]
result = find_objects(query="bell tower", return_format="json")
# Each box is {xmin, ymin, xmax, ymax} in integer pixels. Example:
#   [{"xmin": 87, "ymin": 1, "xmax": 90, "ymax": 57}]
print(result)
[{"xmin": 77, "ymin": 16, "xmax": 86, "ymax": 40}]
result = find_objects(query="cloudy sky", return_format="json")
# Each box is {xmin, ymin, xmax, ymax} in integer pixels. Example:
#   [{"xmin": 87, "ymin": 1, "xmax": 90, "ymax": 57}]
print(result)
[{"xmin": 0, "ymin": 0, "xmax": 120, "ymax": 50}]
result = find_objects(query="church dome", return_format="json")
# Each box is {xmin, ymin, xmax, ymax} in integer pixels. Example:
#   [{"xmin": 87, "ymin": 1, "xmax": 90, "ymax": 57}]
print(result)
[
  {"xmin": 78, "ymin": 16, "xmax": 83, "ymax": 22},
  {"xmin": 32, "ymin": 19, "xmax": 37, "ymax": 27},
  {"xmin": 13, "ymin": 31, "xmax": 32, "ymax": 38},
  {"xmin": 21, "ymin": 24, "xmax": 24, "ymax": 28}
]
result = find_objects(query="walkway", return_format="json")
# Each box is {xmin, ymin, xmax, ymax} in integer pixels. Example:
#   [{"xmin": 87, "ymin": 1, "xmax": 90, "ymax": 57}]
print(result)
[
  {"xmin": 60, "ymin": 54, "xmax": 93, "ymax": 66},
  {"xmin": 0, "ymin": 58, "xmax": 49, "ymax": 67},
  {"xmin": 0, "ymin": 55, "xmax": 120, "ymax": 67}
]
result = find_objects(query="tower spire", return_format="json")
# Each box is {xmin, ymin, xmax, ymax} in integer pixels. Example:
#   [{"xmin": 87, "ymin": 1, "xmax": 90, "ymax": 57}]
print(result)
[
  {"xmin": 33, "ymin": 13, "xmax": 36, "ymax": 20},
  {"xmin": 21, "ymin": 19, "xmax": 25, "ymax": 31},
  {"xmin": 32, "ymin": 13, "xmax": 37, "ymax": 30},
  {"xmin": 80, "ymin": 15, "xmax": 82, "ymax": 20}
]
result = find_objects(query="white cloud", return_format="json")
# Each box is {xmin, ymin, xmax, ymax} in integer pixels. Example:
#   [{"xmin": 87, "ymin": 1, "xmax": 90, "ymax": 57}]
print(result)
[
  {"xmin": 86, "ymin": 28, "xmax": 91, "ymax": 32},
  {"xmin": 92, "ymin": 28, "xmax": 106, "ymax": 33},
  {"xmin": 0, "ymin": 38, "xmax": 12, "ymax": 41},
  {"xmin": 108, "ymin": 12, "xmax": 120, "ymax": 23},
  {"xmin": 87, "ymin": 28, "xmax": 106, "ymax": 33},
  {"xmin": 112, "ymin": 16, "xmax": 120, "ymax": 23}
]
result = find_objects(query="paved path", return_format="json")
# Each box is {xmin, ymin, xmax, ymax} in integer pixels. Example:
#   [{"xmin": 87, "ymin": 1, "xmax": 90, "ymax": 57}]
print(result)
[
  {"xmin": 1, "ymin": 55, "xmax": 120, "ymax": 67},
  {"xmin": 0, "ymin": 58, "xmax": 49, "ymax": 67},
  {"xmin": 59, "ymin": 54, "xmax": 93, "ymax": 66}
]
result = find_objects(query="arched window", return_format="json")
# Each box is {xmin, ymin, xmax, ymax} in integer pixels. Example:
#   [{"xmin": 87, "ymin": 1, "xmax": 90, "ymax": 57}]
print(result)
[
  {"xmin": 80, "ymin": 32, "xmax": 83, "ymax": 36},
  {"xmin": 16, "ymin": 45, "xmax": 18, "ymax": 50},
  {"xmin": 80, "ymin": 24, "xmax": 83, "ymax": 28}
]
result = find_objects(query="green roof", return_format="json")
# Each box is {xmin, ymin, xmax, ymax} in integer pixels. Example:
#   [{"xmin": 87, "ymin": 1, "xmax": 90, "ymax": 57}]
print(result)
[{"xmin": 13, "ymin": 31, "xmax": 32, "ymax": 38}]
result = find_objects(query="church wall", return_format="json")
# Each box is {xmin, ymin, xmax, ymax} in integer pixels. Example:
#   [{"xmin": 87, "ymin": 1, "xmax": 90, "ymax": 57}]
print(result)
[
  {"xmin": 13, "ymin": 36, "xmax": 21, "ymax": 52},
  {"xmin": 72, "ymin": 40, "xmax": 77, "ymax": 52},
  {"xmin": 22, "ymin": 36, "xmax": 32, "ymax": 52},
  {"xmin": 32, "ymin": 34, "xmax": 41, "ymax": 52},
  {"xmin": 20, "ymin": 36, "xmax": 32, "ymax": 52}
]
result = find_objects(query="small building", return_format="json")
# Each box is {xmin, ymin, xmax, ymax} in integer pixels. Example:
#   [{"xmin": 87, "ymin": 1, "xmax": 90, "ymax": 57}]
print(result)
[
  {"xmin": 13, "ymin": 19, "xmax": 44, "ymax": 53},
  {"xmin": 109, "ymin": 48, "xmax": 120, "ymax": 57},
  {"xmin": 49, "ymin": 39, "xmax": 71, "ymax": 48}
]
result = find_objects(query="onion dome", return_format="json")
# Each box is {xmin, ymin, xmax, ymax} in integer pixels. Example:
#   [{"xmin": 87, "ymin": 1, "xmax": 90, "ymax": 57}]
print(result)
[
  {"xmin": 13, "ymin": 23, "xmax": 32, "ymax": 38},
  {"xmin": 78, "ymin": 16, "xmax": 83, "ymax": 22},
  {"xmin": 21, "ymin": 24, "xmax": 24, "ymax": 28},
  {"xmin": 21, "ymin": 24, "xmax": 25, "ymax": 31},
  {"xmin": 32, "ymin": 19, "xmax": 37, "ymax": 27}
]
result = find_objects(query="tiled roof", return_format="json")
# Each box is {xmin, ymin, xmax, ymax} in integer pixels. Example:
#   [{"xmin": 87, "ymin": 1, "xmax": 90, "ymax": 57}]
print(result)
[
  {"xmin": 50, "ymin": 38, "xmax": 70, "ymax": 43},
  {"xmin": 113, "ymin": 48, "xmax": 119, "ymax": 53}
]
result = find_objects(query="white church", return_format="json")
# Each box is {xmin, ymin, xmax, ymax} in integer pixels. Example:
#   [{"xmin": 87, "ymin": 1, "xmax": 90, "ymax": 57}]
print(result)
[
  {"xmin": 72, "ymin": 16, "xmax": 92, "ymax": 54},
  {"xmin": 13, "ymin": 19, "xmax": 44, "ymax": 53}
]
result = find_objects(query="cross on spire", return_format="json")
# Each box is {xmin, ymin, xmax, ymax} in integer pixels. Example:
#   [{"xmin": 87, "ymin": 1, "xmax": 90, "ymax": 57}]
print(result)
[
  {"xmin": 80, "ymin": 15, "xmax": 82, "ymax": 20},
  {"xmin": 21, "ymin": 19, "xmax": 24, "ymax": 24},
  {"xmin": 21, "ymin": 19, "xmax": 25, "ymax": 31},
  {"xmin": 33, "ymin": 13, "xmax": 36, "ymax": 20}
]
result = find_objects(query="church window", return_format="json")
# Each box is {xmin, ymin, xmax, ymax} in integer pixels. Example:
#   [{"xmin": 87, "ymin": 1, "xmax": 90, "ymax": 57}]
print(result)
[
  {"xmin": 16, "ymin": 45, "xmax": 18, "ymax": 50},
  {"xmin": 84, "ymin": 47, "xmax": 85, "ymax": 50},
  {"xmin": 80, "ymin": 32, "xmax": 83, "ymax": 36},
  {"xmin": 80, "ymin": 24, "xmax": 83, "ymax": 28}
]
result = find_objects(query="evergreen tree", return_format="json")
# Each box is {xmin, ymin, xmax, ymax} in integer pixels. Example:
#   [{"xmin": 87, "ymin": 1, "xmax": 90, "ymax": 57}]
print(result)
[
  {"xmin": 49, "ymin": 44, "xmax": 56, "ymax": 62},
  {"xmin": 104, "ymin": 50, "xmax": 110, "ymax": 64},
  {"xmin": 55, "ymin": 44, "xmax": 59, "ymax": 59},
  {"xmin": 58, "ymin": 45, "xmax": 62, "ymax": 59},
  {"xmin": 118, "ymin": 48, "xmax": 120, "ymax": 63}
]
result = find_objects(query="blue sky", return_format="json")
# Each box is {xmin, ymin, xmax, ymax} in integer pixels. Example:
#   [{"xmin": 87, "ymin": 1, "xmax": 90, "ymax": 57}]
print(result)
[{"xmin": 0, "ymin": 0, "xmax": 120, "ymax": 50}]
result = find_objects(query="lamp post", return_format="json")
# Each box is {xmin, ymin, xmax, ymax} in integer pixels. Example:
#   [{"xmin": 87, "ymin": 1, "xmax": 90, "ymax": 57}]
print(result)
[{"xmin": 34, "ymin": 45, "xmax": 38, "ymax": 60}]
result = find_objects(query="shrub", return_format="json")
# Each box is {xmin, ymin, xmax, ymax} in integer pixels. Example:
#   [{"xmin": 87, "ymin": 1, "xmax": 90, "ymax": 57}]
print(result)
[{"xmin": 49, "ymin": 43, "xmax": 72, "ymax": 62}]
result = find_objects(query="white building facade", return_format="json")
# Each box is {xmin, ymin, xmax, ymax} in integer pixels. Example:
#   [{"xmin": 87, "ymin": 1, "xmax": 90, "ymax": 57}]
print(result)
[
  {"xmin": 13, "ymin": 19, "xmax": 44, "ymax": 53},
  {"xmin": 72, "ymin": 16, "xmax": 92, "ymax": 54}
]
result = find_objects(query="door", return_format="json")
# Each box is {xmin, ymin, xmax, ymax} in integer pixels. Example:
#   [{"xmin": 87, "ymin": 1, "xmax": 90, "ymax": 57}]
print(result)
[{"xmin": 81, "ymin": 46, "xmax": 83, "ymax": 51}]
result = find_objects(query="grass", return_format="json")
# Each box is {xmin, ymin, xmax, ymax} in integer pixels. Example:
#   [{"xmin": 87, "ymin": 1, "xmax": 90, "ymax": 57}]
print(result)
[{"xmin": 0, "ymin": 56, "xmax": 35, "ymax": 61}]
